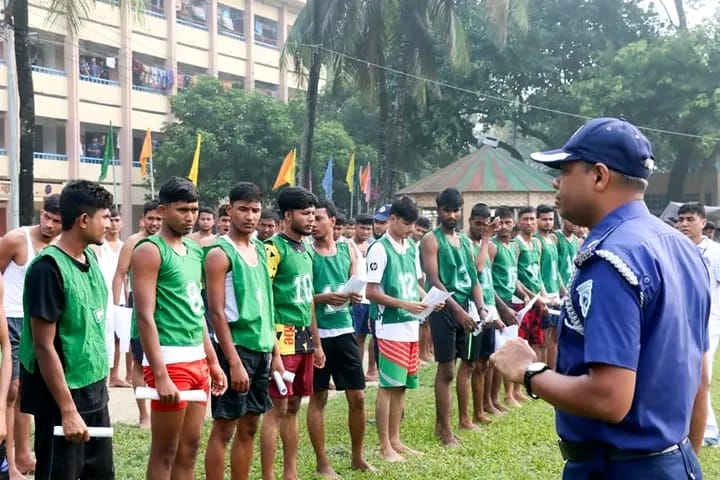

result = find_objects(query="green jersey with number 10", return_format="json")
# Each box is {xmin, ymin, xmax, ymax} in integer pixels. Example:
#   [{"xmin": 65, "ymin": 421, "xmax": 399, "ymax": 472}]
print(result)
[{"xmin": 266, "ymin": 235, "xmax": 314, "ymax": 328}]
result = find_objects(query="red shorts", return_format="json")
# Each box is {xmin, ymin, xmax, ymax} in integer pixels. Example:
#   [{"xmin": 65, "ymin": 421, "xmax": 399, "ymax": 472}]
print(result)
[
  {"xmin": 268, "ymin": 353, "xmax": 314, "ymax": 399},
  {"xmin": 143, "ymin": 359, "xmax": 210, "ymax": 411}
]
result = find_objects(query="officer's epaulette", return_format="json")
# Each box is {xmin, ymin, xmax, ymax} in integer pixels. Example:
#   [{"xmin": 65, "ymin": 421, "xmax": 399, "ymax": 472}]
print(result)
[{"xmin": 573, "ymin": 240, "xmax": 600, "ymax": 267}]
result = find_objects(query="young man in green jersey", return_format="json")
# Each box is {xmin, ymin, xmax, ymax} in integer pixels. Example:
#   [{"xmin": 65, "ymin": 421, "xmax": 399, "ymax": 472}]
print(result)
[
  {"xmin": 367, "ymin": 196, "xmax": 439, "ymax": 462},
  {"xmin": 462, "ymin": 204, "xmax": 517, "ymax": 427},
  {"xmin": 536, "ymin": 204, "xmax": 567, "ymax": 369},
  {"xmin": 204, "ymin": 182, "xmax": 284, "ymax": 480},
  {"xmin": 490, "ymin": 206, "xmax": 531, "ymax": 410},
  {"xmin": 133, "ymin": 177, "xmax": 227, "ymax": 480},
  {"xmin": 420, "ymin": 188, "xmax": 485, "ymax": 446},
  {"xmin": 556, "ymin": 219, "xmax": 582, "ymax": 289},
  {"xmin": 307, "ymin": 200, "xmax": 375, "ymax": 477},
  {"xmin": 261, "ymin": 187, "xmax": 325, "ymax": 480},
  {"xmin": 19, "ymin": 180, "xmax": 114, "ymax": 479}
]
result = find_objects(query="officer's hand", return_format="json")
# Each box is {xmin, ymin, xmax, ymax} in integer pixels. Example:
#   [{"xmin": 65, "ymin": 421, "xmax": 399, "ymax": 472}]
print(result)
[
  {"xmin": 230, "ymin": 362, "xmax": 250, "ymax": 393},
  {"xmin": 210, "ymin": 363, "xmax": 228, "ymax": 396},
  {"xmin": 490, "ymin": 338, "xmax": 537, "ymax": 384},
  {"xmin": 61, "ymin": 410, "xmax": 90, "ymax": 443}
]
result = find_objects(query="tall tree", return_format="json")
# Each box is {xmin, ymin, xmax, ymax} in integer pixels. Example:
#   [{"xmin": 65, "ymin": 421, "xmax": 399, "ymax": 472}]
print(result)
[{"xmin": 8, "ymin": 0, "xmax": 144, "ymax": 225}]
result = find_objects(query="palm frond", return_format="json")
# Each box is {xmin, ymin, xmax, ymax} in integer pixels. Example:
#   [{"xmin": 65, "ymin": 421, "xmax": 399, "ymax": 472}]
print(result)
[{"xmin": 46, "ymin": 0, "xmax": 147, "ymax": 34}]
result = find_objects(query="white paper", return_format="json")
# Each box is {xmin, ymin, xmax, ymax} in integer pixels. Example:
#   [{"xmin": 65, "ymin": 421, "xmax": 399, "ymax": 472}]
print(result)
[
  {"xmin": 494, "ymin": 325, "xmax": 519, "ymax": 352},
  {"xmin": 515, "ymin": 295, "xmax": 540, "ymax": 324},
  {"xmin": 134, "ymin": 387, "xmax": 207, "ymax": 402},
  {"xmin": 337, "ymin": 276, "xmax": 366, "ymax": 296},
  {"xmin": 54, "ymin": 426, "xmax": 114, "ymax": 438},
  {"xmin": 272, "ymin": 371, "xmax": 288, "ymax": 396},
  {"xmin": 415, "ymin": 287, "xmax": 453, "ymax": 320}
]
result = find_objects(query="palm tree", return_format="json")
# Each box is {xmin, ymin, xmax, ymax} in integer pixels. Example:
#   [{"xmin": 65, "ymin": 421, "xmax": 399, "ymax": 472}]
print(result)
[{"xmin": 7, "ymin": 0, "xmax": 144, "ymax": 225}]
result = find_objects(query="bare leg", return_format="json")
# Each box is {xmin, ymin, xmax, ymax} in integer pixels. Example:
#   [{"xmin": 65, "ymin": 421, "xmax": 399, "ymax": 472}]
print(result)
[
  {"xmin": 456, "ymin": 360, "xmax": 477, "ymax": 430},
  {"xmin": 389, "ymin": 388, "xmax": 420, "ymax": 455},
  {"xmin": 280, "ymin": 396, "xmax": 303, "ymax": 480},
  {"xmin": 434, "ymin": 361, "xmax": 459, "ymax": 445},
  {"xmin": 170, "ymin": 402, "xmax": 206, "ymax": 480},
  {"xmin": 472, "ymin": 360, "xmax": 491, "ymax": 424},
  {"xmin": 307, "ymin": 390, "xmax": 338, "ymax": 479},
  {"xmin": 125, "ymin": 352, "xmax": 134, "ymax": 384},
  {"xmin": 132, "ymin": 361, "xmax": 150, "ymax": 429},
  {"xmin": 13, "ymin": 408, "xmax": 33, "ymax": 475},
  {"xmin": 419, "ymin": 324, "xmax": 432, "ymax": 362},
  {"xmin": 146, "ymin": 408, "xmax": 186, "ymax": 480},
  {"xmin": 546, "ymin": 326, "xmax": 558, "ymax": 370},
  {"xmin": 366, "ymin": 338, "xmax": 378, "ymax": 380},
  {"xmin": 205, "ymin": 419, "xmax": 236, "ymax": 480},
  {"xmin": 346, "ymin": 389, "xmax": 375, "ymax": 471},
  {"xmin": 230, "ymin": 415, "xmax": 261, "ymax": 480},
  {"xmin": 7, "ymin": 379, "xmax": 27, "ymax": 479},
  {"xmin": 109, "ymin": 336, "xmax": 131, "ymax": 387},
  {"xmin": 260, "ymin": 397, "xmax": 288, "ymax": 480},
  {"xmin": 492, "ymin": 371, "xmax": 509, "ymax": 413},
  {"xmin": 376, "ymin": 387, "xmax": 404, "ymax": 462}
]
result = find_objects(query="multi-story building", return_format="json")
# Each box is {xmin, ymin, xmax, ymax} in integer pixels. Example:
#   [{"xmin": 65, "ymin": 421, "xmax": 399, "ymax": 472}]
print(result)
[{"xmin": 0, "ymin": 0, "xmax": 306, "ymax": 235}]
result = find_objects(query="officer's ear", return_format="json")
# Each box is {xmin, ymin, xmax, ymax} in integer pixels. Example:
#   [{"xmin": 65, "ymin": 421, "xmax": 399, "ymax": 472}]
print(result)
[{"xmin": 589, "ymin": 162, "xmax": 612, "ymax": 192}]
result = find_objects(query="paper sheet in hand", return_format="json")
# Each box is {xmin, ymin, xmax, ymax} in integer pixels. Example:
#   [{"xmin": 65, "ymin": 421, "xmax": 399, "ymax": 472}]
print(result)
[
  {"xmin": 337, "ymin": 276, "xmax": 366, "ymax": 296},
  {"xmin": 515, "ymin": 295, "xmax": 540, "ymax": 324},
  {"xmin": 494, "ymin": 325, "xmax": 519, "ymax": 352},
  {"xmin": 415, "ymin": 287, "xmax": 453, "ymax": 320}
]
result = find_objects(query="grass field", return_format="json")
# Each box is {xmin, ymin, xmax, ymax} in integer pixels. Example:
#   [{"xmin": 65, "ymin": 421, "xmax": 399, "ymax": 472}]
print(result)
[{"xmin": 112, "ymin": 364, "xmax": 720, "ymax": 479}]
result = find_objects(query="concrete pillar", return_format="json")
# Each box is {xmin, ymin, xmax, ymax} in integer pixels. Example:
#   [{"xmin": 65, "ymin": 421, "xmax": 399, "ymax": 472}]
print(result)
[
  {"xmin": 119, "ymin": 1, "xmax": 134, "ymax": 235},
  {"xmin": 64, "ymin": 31, "xmax": 80, "ymax": 179},
  {"xmin": 209, "ymin": 0, "xmax": 218, "ymax": 76},
  {"xmin": 244, "ymin": 0, "xmax": 254, "ymax": 90},
  {"xmin": 278, "ymin": 3, "xmax": 288, "ymax": 102},
  {"xmin": 166, "ymin": 0, "xmax": 178, "ymax": 97}
]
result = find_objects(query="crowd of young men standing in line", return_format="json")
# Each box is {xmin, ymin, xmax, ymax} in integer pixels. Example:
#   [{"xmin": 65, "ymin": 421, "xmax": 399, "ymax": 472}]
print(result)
[{"xmin": 5, "ymin": 172, "xmax": 719, "ymax": 479}]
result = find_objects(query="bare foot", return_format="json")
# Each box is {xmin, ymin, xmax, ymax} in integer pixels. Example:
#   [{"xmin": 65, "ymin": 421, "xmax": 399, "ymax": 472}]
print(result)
[
  {"xmin": 505, "ymin": 397, "xmax": 521, "ymax": 408},
  {"xmin": 492, "ymin": 401, "xmax": 509, "ymax": 413},
  {"xmin": 316, "ymin": 465, "xmax": 340, "ymax": 479},
  {"xmin": 379, "ymin": 447, "xmax": 405, "ymax": 463},
  {"xmin": 139, "ymin": 415, "xmax": 151, "ymax": 429},
  {"xmin": 458, "ymin": 419, "xmax": 479, "ymax": 431},
  {"xmin": 515, "ymin": 392, "xmax": 529, "ymax": 402},
  {"xmin": 15, "ymin": 456, "xmax": 35, "ymax": 475},
  {"xmin": 109, "ymin": 377, "xmax": 133, "ymax": 388},
  {"xmin": 351, "ymin": 459, "xmax": 379, "ymax": 473},
  {"xmin": 9, "ymin": 467, "xmax": 28, "ymax": 480},
  {"xmin": 393, "ymin": 442, "xmax": 423, "ymax": 455},
  {"xmin": 473, "ymin": 414, "xmax": 492, "ymax": 425}
]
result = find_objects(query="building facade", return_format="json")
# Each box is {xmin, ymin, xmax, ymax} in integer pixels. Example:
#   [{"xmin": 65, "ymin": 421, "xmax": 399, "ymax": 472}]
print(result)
[{"xmin": 0, "ymin": 0, "xmax": 306, "ymax": 235}]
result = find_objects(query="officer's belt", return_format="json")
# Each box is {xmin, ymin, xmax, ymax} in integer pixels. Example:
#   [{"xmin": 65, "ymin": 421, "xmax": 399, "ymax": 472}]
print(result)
[{"xmin": 558, "ymin": 438, "xmax": 688, "ymax": 462}]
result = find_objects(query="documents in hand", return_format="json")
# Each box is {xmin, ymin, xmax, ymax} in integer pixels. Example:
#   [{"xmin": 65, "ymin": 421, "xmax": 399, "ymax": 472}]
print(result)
[
  {"xmin": 327, "ymin": 276, "xmax": 367, "ymax": 312},
  {"xmin": 414, "ymin": 287, "xmax": 453, "ymax": 320},
  {"xmin": 494, "ymin": 325, "xmax": 519, "ymax": 352}
]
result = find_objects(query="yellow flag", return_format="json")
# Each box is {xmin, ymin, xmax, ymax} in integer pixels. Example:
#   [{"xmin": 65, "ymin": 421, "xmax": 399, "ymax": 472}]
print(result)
[
  {"xmin": 139, "ymin": 128, "xmax": 152, "ymax": 177},
  {"xmin": 273, "ymin": 148, "xmax": 297, "ymax": 190},
  {"xmin": 345, "ymin": 152, "xmax": 355, "ymax": 192},
  {"xmin": 188, "ymin": 133, "xmax": 202, "ymax": 186}
]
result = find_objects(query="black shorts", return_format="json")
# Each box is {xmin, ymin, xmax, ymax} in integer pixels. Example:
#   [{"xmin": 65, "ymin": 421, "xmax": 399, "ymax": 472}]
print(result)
[
  {"xmin": 463, "ymin": 324, "xmax": 496, "ymax": 361},
  {"xmin": 429, "ymin": 305, "xmax": 469, "ymax": 363},
  {"xmin": 211, "ymin": 344, "xmax": 272, "ymax": 419},
  {"xmin": 34, "ymin": 407, "xmax": 114, "ymax": 480},
  {"xmin": 314, "ymin": 333, "xmax": 366, "ymax": 392},
  {"xmin": 130, "ymin": 338, "xmax": 143, "ymax": 364}
]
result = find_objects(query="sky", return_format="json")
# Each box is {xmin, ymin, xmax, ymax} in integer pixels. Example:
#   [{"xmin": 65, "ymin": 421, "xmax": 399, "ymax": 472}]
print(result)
[{"xmin": 646, "ymin": 0, "xmax": 717, "ymax": 26}]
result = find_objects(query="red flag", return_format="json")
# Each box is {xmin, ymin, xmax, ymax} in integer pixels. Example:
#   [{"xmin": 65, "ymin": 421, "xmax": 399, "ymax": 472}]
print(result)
[{"xmin": 360, "ymin": 163, "xmax": 371, "ymax": 202}]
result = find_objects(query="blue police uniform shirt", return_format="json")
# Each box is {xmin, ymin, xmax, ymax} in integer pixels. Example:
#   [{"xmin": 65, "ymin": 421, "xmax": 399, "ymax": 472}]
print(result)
[{"xmin": 556, "ymin": 200, "xmax": 710, "ymax": 451}]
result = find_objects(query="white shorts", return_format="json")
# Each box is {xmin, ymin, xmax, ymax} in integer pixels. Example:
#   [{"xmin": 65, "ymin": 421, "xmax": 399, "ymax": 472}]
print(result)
[{"xmin": 106, "ymin": 303, "xmax": 132, "ymax": 367}]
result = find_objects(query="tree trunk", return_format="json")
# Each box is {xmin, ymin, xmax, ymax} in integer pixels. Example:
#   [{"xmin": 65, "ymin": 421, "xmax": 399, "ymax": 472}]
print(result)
[
  {"xmin": 377, "ymin": 66, "xmax": 391, "ymax": 203},
  {"xmin": 666, "ymin": 143, "xmax": 695, "ymax": 202},
  {"xmin": 12, "ymin": 0, "xmax": 35, "ymax": 225},
  {"xmin": 387, "ymin": 70, "xmax": 407, "ymax": 198},
  {"xmin": 299, "ymin": 0, "xmax": 323, "ymax": 190},
  {"xmin": 674, "ymin": 0, "xmax": 687, "ymax": 30}
]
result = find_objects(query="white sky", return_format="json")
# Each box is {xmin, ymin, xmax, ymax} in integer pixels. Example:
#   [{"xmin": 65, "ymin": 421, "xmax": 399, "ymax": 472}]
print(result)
[{"xmin": 646, "ymin": 0, "xmax": 717, "ymax": 26}]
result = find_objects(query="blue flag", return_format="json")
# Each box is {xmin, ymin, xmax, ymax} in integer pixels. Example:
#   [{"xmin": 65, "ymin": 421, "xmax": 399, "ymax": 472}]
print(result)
[{"xmin": 322, "ymin": 157, "xmax": 333, "ymax": 200}]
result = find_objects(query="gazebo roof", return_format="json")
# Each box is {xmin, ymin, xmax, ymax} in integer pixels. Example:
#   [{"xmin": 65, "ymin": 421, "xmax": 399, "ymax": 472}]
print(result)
[{"xmin": 398, "ymin": 145, "xmax": 556, "ymax": 194}]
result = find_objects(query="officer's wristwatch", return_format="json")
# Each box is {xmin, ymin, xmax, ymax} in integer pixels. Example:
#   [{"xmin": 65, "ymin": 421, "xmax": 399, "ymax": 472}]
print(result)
[{"xmin": 524, "ymin": 362, "xmax": 550, "ymax": 399}]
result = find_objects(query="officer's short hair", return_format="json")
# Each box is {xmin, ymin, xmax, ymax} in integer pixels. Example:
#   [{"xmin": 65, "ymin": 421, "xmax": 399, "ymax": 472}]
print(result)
[
  {"xmin": 518, "ymin": 206, "xmax": 536, "ymax": 218},
  {"xmin": 494, "ymin": 206, "xmax": 514, "ymax": 220},
  {"xmin": 678, "ymin": 202, "xmax": 706, "ymax": 219},
  {"xmin": 470, "ymin": 203, "xmax": 491, "ymax": 219}
]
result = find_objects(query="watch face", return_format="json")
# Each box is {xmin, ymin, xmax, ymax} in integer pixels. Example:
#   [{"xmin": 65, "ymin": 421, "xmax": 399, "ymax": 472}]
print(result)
[{"xmin": 528, "ymin": 362, "xmax": 548, "ymax": 373}]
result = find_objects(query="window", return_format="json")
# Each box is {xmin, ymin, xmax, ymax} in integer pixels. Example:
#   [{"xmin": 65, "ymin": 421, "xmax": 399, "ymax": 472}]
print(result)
[
  {"xmin": 218, "ymin": 5, "xmax": 243, "ymax": 36},
  {"xmin": 254, "ymin": 16, "xmax": 278, "ymax": 47}
]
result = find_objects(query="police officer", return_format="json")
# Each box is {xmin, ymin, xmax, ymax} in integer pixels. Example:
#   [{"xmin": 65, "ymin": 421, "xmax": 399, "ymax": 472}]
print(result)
[{"xmin": 491, "ymin": 117, "xmax": 710, "ymax": 479}]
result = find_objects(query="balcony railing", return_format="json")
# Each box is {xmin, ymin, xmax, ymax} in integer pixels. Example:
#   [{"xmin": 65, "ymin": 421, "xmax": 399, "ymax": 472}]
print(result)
[
  {"xmin": 144, "ymin": 8, "xmax": 165, "ymax": 19},
  {"xmin": 176, "ymin": 17, "xmax": 208, "ymax": 31},
  {"xmin": 32, "ymin": 65, "xmax": 66, "ymax": 76},
  {"xmin": 132, "ymin": 84, "xmax": 166, "ymax": 95},
  {"xmin": 81, "ymin": 156, "xmax": 142, "ymax": 168},
  {"xmin": 34, "ymin": 152, "xmax": 67, "ymax": 161},
  {"xmin": 80, "ymin": 75, "xmax": 121, "ymax": 86},
  {"xmin": 254, "ymin": 37, "xmax": 278, "ymax": 49},
  {"xmin": 0, "ymin": 148, "xmax": 7, "ymax": 155},
  {"xmin": 219, "ymin": 29, "xmax": 245, "ymax": 41}
]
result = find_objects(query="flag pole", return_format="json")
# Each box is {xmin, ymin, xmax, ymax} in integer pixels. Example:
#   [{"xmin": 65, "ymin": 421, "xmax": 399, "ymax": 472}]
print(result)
[
  {"xmin": 349, "ymin": 181, "xmax": 354, "ymax": 218},
  {"xmin": 111, "ymin": 142, "xmax": 118, "ymax": 206},
  {"xmin": 149, "ymin": 156, "xmax": 156, "ymax": 198}
]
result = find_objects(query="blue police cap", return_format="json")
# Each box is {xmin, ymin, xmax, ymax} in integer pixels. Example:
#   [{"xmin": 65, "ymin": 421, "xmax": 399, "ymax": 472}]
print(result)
[
  {"xmin": 530, "ymin": 117, "xmax": 655, "ymax": 179},
  {"xmin": 374, "ymin": 204, "xmax": 392, "ymax": 222}
]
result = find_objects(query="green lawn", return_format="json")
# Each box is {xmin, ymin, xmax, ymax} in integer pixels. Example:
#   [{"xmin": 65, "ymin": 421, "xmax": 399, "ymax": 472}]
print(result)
[{"xmin": 112, "ymin": 364, "xmax": 720, "ymax": 479}]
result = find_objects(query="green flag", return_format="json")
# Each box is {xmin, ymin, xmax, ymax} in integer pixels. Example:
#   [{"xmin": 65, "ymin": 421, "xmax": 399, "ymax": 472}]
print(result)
[{"xmin": 99, "ymin": 122, "xmax": 114, "ymax": 182}]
